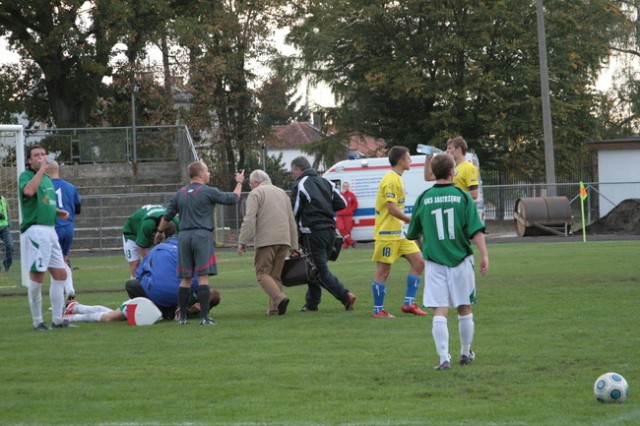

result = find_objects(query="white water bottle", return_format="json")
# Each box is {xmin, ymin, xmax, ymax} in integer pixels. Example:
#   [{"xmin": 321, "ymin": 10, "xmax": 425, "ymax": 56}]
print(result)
[{"xmin": 417, "ymin": 144, "xmax": 443, "ymax": 155}]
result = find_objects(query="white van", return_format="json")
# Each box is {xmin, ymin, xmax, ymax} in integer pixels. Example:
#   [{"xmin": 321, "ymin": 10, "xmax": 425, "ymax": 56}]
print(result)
[{"xmin": 323, "ymin": 154, "xmax": 484, "ymax": 242}]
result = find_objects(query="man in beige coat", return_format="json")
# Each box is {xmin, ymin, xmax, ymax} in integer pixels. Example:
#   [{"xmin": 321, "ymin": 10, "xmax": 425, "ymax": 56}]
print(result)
[{"xmin": 237, "ymin": 170, "xmax": 299, "ymax": 316}]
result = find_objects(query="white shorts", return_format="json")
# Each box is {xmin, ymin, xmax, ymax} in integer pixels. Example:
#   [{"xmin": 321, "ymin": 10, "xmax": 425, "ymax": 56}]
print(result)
[
  {"xmin": 123, "ymin": 236, "xmax": 141, "ymax": 263},
  {"xmin": 22, "ymin": 225, "xmax": 66, "ymax": 273},
  {"xmin": 423, "ymin": 256, "xmax": 477, "ymax": 308}
]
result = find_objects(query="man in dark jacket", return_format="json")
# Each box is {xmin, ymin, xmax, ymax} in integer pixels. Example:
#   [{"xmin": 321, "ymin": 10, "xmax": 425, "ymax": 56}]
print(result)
[{"xmin": 290, "ymin": 156, "xmax": 356, "ymax": 312}]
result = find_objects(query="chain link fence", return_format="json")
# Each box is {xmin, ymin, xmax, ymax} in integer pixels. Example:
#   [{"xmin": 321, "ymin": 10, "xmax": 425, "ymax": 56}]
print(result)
[
  {"xmin": 68, "ymin": 191, "xmax": 249, "ymax": 253},
  {"xmin": 62, "ymin": 180, "xmax": 636, "ymax": 254},
  {"xmin": 3, "ymin": 181, "xmax": 639, "ymax": 255}
]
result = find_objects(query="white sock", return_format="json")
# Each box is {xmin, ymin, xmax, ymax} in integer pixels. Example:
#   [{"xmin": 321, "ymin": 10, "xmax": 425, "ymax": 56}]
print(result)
[
  {"xmin": 432, "ymin": 315, "xmax": 449, "ymax": 364},
  {"xmin": 458, "ymin": 313, "xmax": 474, "ymax": 356},
  {"xmin": 67, "ymin": 312, "xmax": 106, "ymax": 322},
  {"xmin": 64, "ymin": 263, "xmax": 75, "ymax": 297},
  {"xmin": 50, "ymin": 279, "xmax": 65, "ymax": 324},
  {"xmin": 74, "ymin": 303, "xmax": 111, "ymax": 315},
  {"xmin": 28, "ymin": 281, "xmax": 43, "ymax": 326}
]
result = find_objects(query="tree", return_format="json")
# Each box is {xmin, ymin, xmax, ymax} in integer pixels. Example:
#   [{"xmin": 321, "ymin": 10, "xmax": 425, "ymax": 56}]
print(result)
[
  {"xmin": 0, "ymin": 0, "xmax": 290, "ymax": 185},
  {"xmin": 171, "ymin": 0, "xmax": 289, "ymax": 188},
  {"xmin": 284, "ymin": 0, "xmax": 626, "ymax": 179},
  {"xmin": 0, "ymin": 0, "xmax": 185, "ymax": 128},
  {"xmin": 597, "ymin": 1, "xmax": 640, "ymax": 137},
  {"xmin": 258, "ymin": 73, "xmax": 297, "ymax": 127},
  {"xmin": 0, "ymin": 1, "xmax": 124, "ymax": 127}
]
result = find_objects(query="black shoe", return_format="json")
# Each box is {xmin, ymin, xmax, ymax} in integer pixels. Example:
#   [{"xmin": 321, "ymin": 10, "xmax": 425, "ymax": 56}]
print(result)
[
  {"xmin": 33, "ymin": 322, "xmax": 51, "ymax": 331},
  {"xmin": 277, "ymin": 298, "xmax": 290, "ymax": 316},
  {"xmin": 200, "ymin": 317, "xmax": 216, "ymax": 326},
  {"xmin": 434, "ymin": 360, "xmax": 451, "ymax": 371},
  {"xmin": 460, "ymin": 351, "xmax": 475, "ymax": 365},
  {"xmin": 300, "ymin": 305, "xmax": 318, "ymax": 312},
  {"xmin": 52, "ymin": 320, "xmax": 77, "ymax": 328}
]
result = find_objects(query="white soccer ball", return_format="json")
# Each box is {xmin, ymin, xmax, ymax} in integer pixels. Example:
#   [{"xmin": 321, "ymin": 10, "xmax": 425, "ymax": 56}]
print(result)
[{"xmin": 593, "ymin": 372, "xmax": 629, "ymax": 403}]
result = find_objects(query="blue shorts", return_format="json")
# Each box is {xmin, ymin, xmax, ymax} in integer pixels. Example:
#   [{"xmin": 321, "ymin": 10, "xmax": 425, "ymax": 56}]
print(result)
[{"xmin": 55, "ymin": 225, "xmax": 75, "ymax": 256}]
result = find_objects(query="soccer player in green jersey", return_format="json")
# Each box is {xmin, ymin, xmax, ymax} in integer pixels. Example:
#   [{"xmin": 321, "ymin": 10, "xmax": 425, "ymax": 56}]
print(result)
[
  {"xmin": 19, "ymin": 145, "xmax": 71, "ymax": 330},
  {"xmin": 407, "ymin": 153, "xmax": 489, "ymax": 371},
  {"xmin": 122, "ymin": 205, "xmax": 178, "ymax": 278}
]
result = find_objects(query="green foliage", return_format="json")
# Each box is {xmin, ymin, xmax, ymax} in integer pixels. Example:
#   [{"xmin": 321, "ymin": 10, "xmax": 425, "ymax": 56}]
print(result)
[
  {"xmin": 258, "ymin": 72, "xmax": 298, "ymax": 127},
  {"xmin": 0, "ymin": 0, "xmax": 123, "ymax": 127},
  {"xmin": 1, "ymin": 239, "xmax": 639, "ymax": 424},
  {"xmin": 285, "ymin": 0, "xmax": 627, "ymax": 177},
  {"xmin": 300, "ymin": 131, "xmax": 351, "ymax": 170},
  {"xmin": 241, "ymin": 149, "xmax": 294, "ymax": 190}
]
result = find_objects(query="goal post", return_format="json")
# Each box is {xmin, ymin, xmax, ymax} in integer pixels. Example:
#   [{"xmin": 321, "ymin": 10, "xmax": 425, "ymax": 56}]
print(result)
[{"xmin": 0, "ymin": 124, "xmax": 27, "ymax": 288}]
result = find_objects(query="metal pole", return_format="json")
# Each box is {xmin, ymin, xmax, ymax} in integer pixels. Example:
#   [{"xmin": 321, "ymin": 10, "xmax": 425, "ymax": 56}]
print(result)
[
  {"xmin": 131, "ymin": 82, "xmax": 138, "ymax": 163},
  {"xmin": 536, "ymin": 0, "xmax": 557, "ymax": 196}
]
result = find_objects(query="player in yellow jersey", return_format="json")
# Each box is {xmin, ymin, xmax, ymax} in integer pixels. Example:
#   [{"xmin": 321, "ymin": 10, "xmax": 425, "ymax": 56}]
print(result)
[
  {"xmin": 424, "ymin": 136, "xmax": 479, "ymax": 200},
  {"xmin": 371, "ymin": 146, "xmax": 427, "ymax": 318}
]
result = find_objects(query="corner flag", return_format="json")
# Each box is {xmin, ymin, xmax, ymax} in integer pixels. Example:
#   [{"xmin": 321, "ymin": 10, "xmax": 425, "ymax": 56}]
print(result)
[
  {"xmin": 579, "ymin": 181, "xmax": 587, "ymax": 200},
  {"xmin": 579, "ymin": 182, "xmax": 587, "ymax": 242}
]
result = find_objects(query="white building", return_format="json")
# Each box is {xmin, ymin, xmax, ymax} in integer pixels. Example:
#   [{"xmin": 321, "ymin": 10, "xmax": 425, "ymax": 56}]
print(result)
[{"xmin": 587, "ymin": 137, "xmax": 640, "ymax": 217}]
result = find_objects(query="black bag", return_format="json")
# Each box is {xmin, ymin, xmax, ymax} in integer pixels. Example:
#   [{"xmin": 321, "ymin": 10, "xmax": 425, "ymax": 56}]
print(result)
[
  {"xmin": 330, "ymin": 234, "xmax": 343, "ymax": 261},
  {"xmin": 281, "ymin": 255, "xmax": 318, "ymax": 287}
]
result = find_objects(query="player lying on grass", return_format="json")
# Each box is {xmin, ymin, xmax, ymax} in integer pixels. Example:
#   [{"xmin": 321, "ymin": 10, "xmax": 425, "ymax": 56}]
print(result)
[
  {"xmin": 63, "ymin": 298, "xmax": 144, "ymax": 322},
  {"xmin": 63, "ymin": 295, "xmax": 219, "ymax": 323}
]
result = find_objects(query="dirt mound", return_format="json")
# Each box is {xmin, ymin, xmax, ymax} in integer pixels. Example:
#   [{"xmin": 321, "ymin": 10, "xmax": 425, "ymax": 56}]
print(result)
[{"xmin": 586, "ymin": 199, "xmax": 640, "ymax": 235}]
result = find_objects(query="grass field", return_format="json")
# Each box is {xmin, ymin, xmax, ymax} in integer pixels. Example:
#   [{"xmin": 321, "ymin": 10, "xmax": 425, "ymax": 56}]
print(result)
[{"xmin": 1, "ymin": 239, "xmax": 639, "ymax": 425}]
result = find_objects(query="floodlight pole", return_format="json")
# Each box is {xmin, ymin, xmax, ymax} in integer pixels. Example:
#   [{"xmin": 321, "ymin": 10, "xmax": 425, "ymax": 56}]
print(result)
[
  {"xmin": 536, "ymin": 0, "xmax": 557, "ymax": 196},
  {"xmin": 131, "ymin": 81, "xmax": 138, "ymax": 163}
]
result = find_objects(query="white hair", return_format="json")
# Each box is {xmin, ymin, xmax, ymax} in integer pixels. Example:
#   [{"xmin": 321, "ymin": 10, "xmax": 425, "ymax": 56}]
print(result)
[{"xmin": 249, "ymin": 169, "xmax": 271, "ymax": 184}]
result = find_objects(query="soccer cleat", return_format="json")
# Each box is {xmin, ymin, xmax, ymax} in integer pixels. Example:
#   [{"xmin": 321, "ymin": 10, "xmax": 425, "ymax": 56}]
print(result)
[
  {"xmin": 372, "ymin": 310, "xmax": 396, "ymax": 318},
  {"xmin": 33, "ymin": 322, "xmax": 51, "ymax": 331},
  {"xmin": 300, "ymin": 305, "xmax": 318, "ymax": 312},
  {"xmin": 434, "ymin": 360, "xmax": 451, "ymax": 371},
  {"xmin": 401, "ymin": 303, "xmax": 428, "ymax": 315},
  {"xmin": 277, "ymin": 298, "xmax": 290, "ymax": 316},
  {"xmin": 200, "ymin": 317, "xmax": 216, "ymax": 326},
  {"xmin": 344, "ymin": 292, "xmax": 356, "ymax": 311},
  {"xmin": 460, "ymin": 351, "xmax": 476, "ymax": 366},
  {"xmin": 64, "ymin": 300, "xmax": 78, "ymax": 316},
  {"xmin": 52, "ymin": 319, "xmax": 77, "ymax": 328},
  {"xmin": 178, "ymin": 318, "xmax": 188, "ymax": 325}
]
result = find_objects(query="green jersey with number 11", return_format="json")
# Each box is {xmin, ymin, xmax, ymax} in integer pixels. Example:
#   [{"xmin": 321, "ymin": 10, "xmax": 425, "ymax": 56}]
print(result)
[{"xmin": 406, "ymin": 183, "xmax": 485, "ymax": 267}]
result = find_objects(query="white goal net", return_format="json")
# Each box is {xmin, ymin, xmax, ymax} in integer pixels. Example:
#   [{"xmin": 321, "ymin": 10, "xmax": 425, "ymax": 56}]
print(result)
[{"xmin": 0, "ymin": 125, "xmax": 26, "ymax": 289}]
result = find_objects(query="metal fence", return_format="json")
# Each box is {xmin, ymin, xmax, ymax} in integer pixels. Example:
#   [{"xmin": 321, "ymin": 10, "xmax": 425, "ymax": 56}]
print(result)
[
  {"xmin": 72, "ymin": 192, "xmax": 249, "ymax": 252},
  {"xmin": 4, "ymin": 181, "xmax": 637, "ymax": 255},
  {"xmin": 483, "ymin": 181, "xmax": 640, "ymax": 227},
  {"xmin": 67, "ymin": 181, "xmax": 636, "ymax": 253},
  {"xmin": 24, "ymin": 125, "xmax": 198, "ymax": 165}
]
